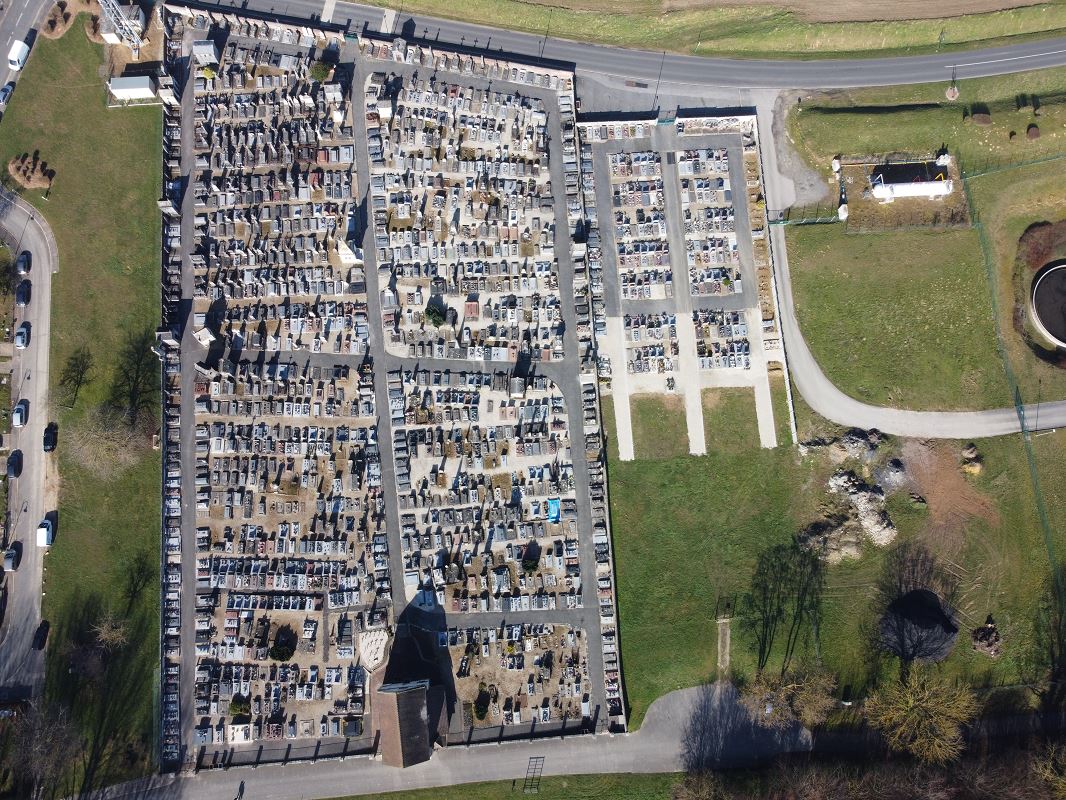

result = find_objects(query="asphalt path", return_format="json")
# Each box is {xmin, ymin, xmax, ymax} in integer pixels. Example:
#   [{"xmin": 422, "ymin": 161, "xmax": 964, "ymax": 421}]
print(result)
[
  {"xmin": 0, "ymin": 185, "xmax": 56, "ymax": 702},
  {"xmin": 239, "ymin": 0, "xmax": 1066, "ymax": 88}
]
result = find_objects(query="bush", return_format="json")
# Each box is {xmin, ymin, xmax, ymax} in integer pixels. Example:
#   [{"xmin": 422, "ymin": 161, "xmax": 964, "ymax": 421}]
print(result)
[
  {"xmin": 425, "ymin": 304, "xmax": 446, "ymax": 327},
  {"xmin": 228, "ymin": 694, "xmax": 250, "ymax": 716},
  {"xmin": 309, "ymin": 61, "xmax": 331, "ymax": 83},
  {"xmin": 474, "ymin": 682, "xmax": 490, "ymax": 720}
]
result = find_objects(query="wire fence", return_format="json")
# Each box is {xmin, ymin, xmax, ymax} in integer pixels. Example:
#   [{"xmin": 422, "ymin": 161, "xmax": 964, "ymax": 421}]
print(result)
[{"xmin": 960, "ymin": 164, "xmax": 1066, "ymax": 610}]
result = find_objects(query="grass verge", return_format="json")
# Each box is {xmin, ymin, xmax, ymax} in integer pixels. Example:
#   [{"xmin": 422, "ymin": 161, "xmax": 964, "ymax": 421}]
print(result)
[
  {"xmin": 630, "ymin": 394, "xmax": 687, "ymax": 460},
  {"xmin": 367, "ymin": 0, "xmax": 1066, "ymax": 59},
  {"xmin": 702, "ymin": 387, "xmax": 758, "ymax": 455},
  {"xmin": 328, "ymin": 773, "xmax": 683, "ymax": 800},
  {"xmin": 0, "ymin": 22, "xmax": 161, "ymax": 786}
]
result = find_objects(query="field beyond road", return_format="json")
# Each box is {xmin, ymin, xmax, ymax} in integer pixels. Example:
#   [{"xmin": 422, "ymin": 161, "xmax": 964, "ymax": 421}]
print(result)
[
  {"xmin": 366, "ymin": 0, "xmax": 1066, "ymax": 58},
  {"xmin": 0, "ymin": 20, "xmax": 161, "ymax": 790}
]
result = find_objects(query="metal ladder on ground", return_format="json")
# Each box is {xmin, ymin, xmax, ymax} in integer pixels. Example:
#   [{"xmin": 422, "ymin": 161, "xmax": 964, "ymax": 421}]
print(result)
[{"xmin": 522, "ymin": 756, "xmax": 545, "ymax": 794}]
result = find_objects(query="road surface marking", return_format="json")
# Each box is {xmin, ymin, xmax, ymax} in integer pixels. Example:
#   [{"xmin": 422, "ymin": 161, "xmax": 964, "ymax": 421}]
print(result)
[
  {"xmin": 321, "ymin": 0, "xmax": 336, "ymax": 23},
  {"xmin": 380, "ymin": 9, "xmax": 396, "ymax": 35},
  {"xmin": 951, "ymin": 47, "xmax": 1066, "ymax": 68}
]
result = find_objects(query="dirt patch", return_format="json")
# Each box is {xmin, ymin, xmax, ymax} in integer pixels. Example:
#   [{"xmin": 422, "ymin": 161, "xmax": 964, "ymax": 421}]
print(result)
[
  {"xmin": 41, "ymin": 2, "xmax": 77, "ymax": 39},
  {"xmin": 1010, "ymin": 220, "xmax": 1066, "ymax": 365},
  {"xmin": 902, "ymin": 440, "xmax": 999, "ymax": 558},
  {"xmin": 7, "ymin": 153, "xmax": 54, "ymax": 190},
  {"xmin": 773, "ymin": 92, "xmax": 832, "ymax": 207}
]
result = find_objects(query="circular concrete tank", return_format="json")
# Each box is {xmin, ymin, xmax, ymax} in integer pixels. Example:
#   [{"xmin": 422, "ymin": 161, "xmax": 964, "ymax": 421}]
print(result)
[{"xmin": 1031, "ymin": 261, "xmax": 1066, "ymax": 349}]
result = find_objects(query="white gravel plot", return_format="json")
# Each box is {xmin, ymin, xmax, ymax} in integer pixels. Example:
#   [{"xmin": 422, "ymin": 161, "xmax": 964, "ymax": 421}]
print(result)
[{"xmin": 604, "ymin": 316, "xmax": 636, "ymax": 461}]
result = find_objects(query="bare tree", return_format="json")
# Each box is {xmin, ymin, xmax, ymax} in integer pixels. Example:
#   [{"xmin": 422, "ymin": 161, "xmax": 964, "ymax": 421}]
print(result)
[
  {"xmin": 92, "ymin": 612, "xmax": 128, "ymax": 651},
  {"xmin": 59, "ymin": 345, "xmax": 94, "ymax": 407},
  {"xmin": 107, "ymin": 328, "xmax": 158, "ymax": 427},
  {"xmin": 739, "ymin": 670, "xmax": 837, "ymax": 730},
  {"xmin": 865, "ymin": 669, "xmax": 978, "ymax": 764},
  {"xmin": 6, "ymin": 701, "xmax": 83, "ymax": 800}
]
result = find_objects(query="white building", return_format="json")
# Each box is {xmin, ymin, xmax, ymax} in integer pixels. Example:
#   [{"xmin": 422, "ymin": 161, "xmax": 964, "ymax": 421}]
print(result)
[{"xmin": 108, "ymin": 75, "xmax": 156, "ymax": 102}]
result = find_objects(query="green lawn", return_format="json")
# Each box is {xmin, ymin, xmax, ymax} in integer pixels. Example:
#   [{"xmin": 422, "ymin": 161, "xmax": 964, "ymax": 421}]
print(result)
[
  {"xmin": 630, "ymin": 394, "xmax": 688, "ymax": 460},
  {"xmin": 786, "ymin": 65, "xmax": 1066, "ymax": 408},
  {"xmin": 608, "ymin": 436, "xmax": 824, "ymax": 724},
  {"xmin": 367, "ymin": 0, "xmax": 1066, "ymax": 59},
  {"xmin": 328, "ymin": 773, "xmax": 683, "ymax": 800},
  {"xmin": 0, "ymin": 22, "xmax": 161, "ymax": 786},
  {"xmin": 788, "ymin": 65, "xmax": 1066, "ymax": 174},
  {"xmin": 786, "ymin": 225, "xmax": 1011, "ymax": 410},
  {"xmin": 702, "ymin": 388, "xmax": 759, "ymax": 455}
]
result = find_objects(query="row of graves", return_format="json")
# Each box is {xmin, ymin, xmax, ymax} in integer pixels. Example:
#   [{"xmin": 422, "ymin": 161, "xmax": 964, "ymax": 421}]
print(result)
[
  {"xmin": 388, "ymin": 368, "xmax": 584, "ymax": 613},
  {"xmin": 609, "ymin": 150, "xmax": 672, "ymax": 301},
  {"xmin": 187, "ymin": 37, "xmax": 368, "ymax": 357},
  {"xmin": 189, "ymin": 355, "xmax": 388, "ymax": 745},
  {"xmin": 364, "ymin": 70, "xmax": 564, "ymax": 365},
  {"xmin": 449, "ymin": 624, "xmax": 592, "ymax": 726},
  {"xmin": 676, "ymin": 148, "xmax": 741, "ymax": 297}
]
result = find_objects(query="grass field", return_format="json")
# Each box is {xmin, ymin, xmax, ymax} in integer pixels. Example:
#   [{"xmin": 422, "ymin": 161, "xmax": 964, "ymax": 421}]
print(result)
[
  {"xmin": 702, "ymin": 388, "xmax": 759, "ymax": 454},
  {"xmin": 368, "ymin": 0, "xmax": 1066, "ymax": 58},
  {"xmin": 0, "ymin": 22, "xmax": 161, "ymax": 786},
  {"xmin": 602, "ymin": 393, "xmax": 826, "ymax": 724},
  {"xmin": 786, "ymin": 65, "xmax": 1066, "ymax": 408},
  {"xmin": 788, "ymin": 66, "xmax": 1066, "ymax": 173},
  {"xmin": 786, "ymin": 225, "xmax": 1010, "ymax": 410},
  {"xmin": 630, "ymin": 394, "xmax": 688, "ymax": 460},
  {"xmin": 329, "ymin": 773, "xmax": 683, "ymax": 800}
]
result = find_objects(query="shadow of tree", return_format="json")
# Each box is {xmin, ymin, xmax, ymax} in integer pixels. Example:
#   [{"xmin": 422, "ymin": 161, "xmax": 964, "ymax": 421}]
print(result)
[{"xmin": 681, "ymin": 683, "xmax": 810, "ymax": 773}]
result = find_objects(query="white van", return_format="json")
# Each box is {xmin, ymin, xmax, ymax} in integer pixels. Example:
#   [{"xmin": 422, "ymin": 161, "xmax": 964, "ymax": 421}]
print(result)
[
  {"xmin": 7, "ymin": 41, "xmax": 29, "ymax": 72},
  {"xmin": 36, "ymin": 519, "xmax": 53, "ymax": 547}
]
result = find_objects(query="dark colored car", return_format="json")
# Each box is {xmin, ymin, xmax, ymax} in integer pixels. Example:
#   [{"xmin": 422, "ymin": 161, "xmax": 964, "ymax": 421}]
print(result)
[
  {"xmin": 6, "ymin": 450, "xmax": 21, "ymax": 479},
  {"xmin": 14, "ymin": 280, "xmax": 29, "ymax": 308},
  {"xmin": 43, "ymin": 422, "xmax": 57, "ymax": 453},
  {"xmin": 15, "ymin": 251, "xmax": 29, "ymax": 276},
  {"xmin": 32, "ymin": 620, "xmax": 49, "ymax": 650}
]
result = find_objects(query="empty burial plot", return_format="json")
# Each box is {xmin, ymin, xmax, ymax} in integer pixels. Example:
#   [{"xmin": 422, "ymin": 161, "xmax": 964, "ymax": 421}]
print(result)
[
  {"xmin": 702, "ymin": 388, "xmax": 758, "ymax": 456},
  {"xmin": 630, "ymin": 394, "xmax": 688, "ymax": 460}
]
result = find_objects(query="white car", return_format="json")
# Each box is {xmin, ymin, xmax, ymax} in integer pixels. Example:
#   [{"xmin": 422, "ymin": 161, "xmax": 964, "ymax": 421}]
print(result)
[
  {"xmin": 36, "ymin": 519, "xmax": 53, "ymax": 548},
  {"xmin": 11, "ymin": 399, "xmax": 27, "ymax": 428},
  {"xmin": 13, "ymin": 324, "xmax": 28, "ymax": 349},
  {"xmin": 7, "ymin": 41, "xmax": 29, "ymax": 72}
]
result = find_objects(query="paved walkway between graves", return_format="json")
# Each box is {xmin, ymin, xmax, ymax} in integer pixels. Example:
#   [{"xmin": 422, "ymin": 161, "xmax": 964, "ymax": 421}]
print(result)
[
  {"xmin": 604, "ymin": 316, "xmax": 636, "ymax": 461},
  {"xmin": 674, "ymin": 314, "xmax": 708, "ymax": 456}
]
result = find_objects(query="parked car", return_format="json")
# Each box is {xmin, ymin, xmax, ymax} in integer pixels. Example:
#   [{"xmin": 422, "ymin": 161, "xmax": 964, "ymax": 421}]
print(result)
[
  {"xmin": 43, "ymin": 422, "xmax": 57, "ymax": 452},
  {"xmin": 7, "ymin": 41, "xmax": 29, "ymax": 72},
  {"xmin": 6, "ymin": 450, "xmax": 21, "ymax": 479},
  {"xmin": 11, "ymin": 400, "xmax": 27, "ymax": 428},
  {"xmin": 36, "ymin": 519, "xmax": 52, "ymax": 547},
  {"xmin": 3, "ymin": 545, "xmax": 18, "ymax": 572},
  {"xmin": 15, "ymin": 280, "xmax": 30, "ymax": 307},
  {"xmin": 15, "ymin": 251, "xmax": 30, "ymax": 276},
  {"xmin": 13, "ymin": 323, "xmax": 28, "ymax": 350},
  {"xmin": 0, "ymin": 83, "xmax": 12, "ymax": 110},
  {"xmin": 32, "ymin": 620, "xmax": 49, "ymax": 650}
]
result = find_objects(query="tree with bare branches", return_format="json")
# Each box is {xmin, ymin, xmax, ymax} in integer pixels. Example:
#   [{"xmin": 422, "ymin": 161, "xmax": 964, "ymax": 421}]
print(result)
[
  {"xmin": 59, "ymin": 345, "xmax": 94, "ymax": 407},
  {"xmin": 740, "ymin": 669, "xmax": 837, "ymax": 730},
  {"xmin": 92, "ymin": 612, "xmax": 128, "ymax": 651},
  {"xmin": 6, "ymin": 701, "xmax": 83, "ymax": 800},
  {"xmin": 865, "ymin": 669, "xmax": 978, "ymax": 764}
]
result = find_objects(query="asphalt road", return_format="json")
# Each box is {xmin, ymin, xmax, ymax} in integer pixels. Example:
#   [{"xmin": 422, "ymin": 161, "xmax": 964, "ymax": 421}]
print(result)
[
  {"xmin": 239, "ymin": 0, "xmax": 1066, "ymax": 89},
  {"xmin": 0, "ymin": 186, "xmax": 56, "ymax": 702}
]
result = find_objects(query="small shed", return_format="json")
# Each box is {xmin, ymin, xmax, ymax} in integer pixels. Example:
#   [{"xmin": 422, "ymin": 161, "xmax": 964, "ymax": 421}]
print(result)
[
  {"xmin": 192, "ymin": 39, "xmax": 220, "ymax": 67},
  {"xmin": 108, "ymin": 75, "xmax": 155, "ymax": 102}
]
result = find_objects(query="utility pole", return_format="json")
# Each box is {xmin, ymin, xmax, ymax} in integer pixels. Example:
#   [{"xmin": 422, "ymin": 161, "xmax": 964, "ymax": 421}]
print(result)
[
  {"xmin": 651, "ymin": 50, "xmax": 666, "ymax": 111},
  {"xmin": 539, "ymin": 9, "xmax": 553, "ymax": 64}
]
